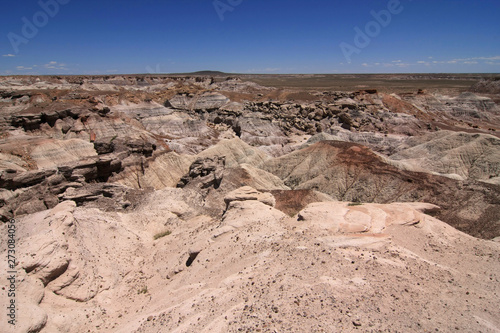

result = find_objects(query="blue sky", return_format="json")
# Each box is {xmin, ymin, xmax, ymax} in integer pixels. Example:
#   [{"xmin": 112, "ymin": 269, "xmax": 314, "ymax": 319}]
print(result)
[{"xmin": 1, "ymin": 0, "xmax": 499, "ymax": 74}]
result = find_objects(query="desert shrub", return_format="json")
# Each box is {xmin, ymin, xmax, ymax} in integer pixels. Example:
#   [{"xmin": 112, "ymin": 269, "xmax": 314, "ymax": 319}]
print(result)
[{"xmin": 153, "ymin": 230, "xmax": 171, "ymax": 240}]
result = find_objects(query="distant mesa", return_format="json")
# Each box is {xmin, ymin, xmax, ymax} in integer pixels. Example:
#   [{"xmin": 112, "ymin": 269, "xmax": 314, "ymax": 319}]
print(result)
[{"xmin": 171, "ymin": 70, "xmax": 229, "ymax": 76}]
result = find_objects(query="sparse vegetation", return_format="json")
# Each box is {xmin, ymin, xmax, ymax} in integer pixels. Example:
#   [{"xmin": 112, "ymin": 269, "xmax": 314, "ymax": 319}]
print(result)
[
  {"xmin": 153, "ymin": 230, "xmax": 171, "ymax": 240},
  {"xmin": 137, "ymin": 286, "xmax": 148, "ymax": 294},
  {"xmin": 348, "ymin": 202, "xmax": 363, "ymax": 206}
]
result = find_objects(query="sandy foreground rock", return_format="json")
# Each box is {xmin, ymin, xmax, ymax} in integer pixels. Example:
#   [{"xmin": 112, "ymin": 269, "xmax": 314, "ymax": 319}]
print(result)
[{"xmin": 1, "ymin": 188, "xmax": 499, "ymax": 333}]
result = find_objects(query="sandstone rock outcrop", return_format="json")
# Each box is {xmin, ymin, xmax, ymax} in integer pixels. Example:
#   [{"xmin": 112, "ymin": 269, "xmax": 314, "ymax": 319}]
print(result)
[
  {"xmin": 297, "ymin": 201, "xmax": 437, "ymax": 234},
  {"xmin": 263, "ymin": 140, "xmax": 500, "ymax": 239},
  {"xmin": 224, "ymin": 186, "xmax": 276, "ymax": 209},
  {"xmin": 1, "ymin": 186, "xmax": 498, "ymax": 333},
  {"xmin": 177, "ymin": 156, "xmax": 226, "ymax": 189},
  {"xmin": 389, "ymin": 130, "xmax": 500, "ymax": 182}
]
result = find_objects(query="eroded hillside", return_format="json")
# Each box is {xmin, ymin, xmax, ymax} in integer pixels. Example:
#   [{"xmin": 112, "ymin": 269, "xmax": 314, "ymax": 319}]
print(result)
[{"xmin": 0, "ymin": 74, "xmax": 499, "ymax": 332}]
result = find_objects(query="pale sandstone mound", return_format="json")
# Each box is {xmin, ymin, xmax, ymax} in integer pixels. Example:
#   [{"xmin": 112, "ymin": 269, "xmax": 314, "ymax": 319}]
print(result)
[
  {"xmin": 211, "ymin": 187, "xmax": 284, "ymax": 238},
  {"xmin": 1, "ymin": 189, "xmax": 499, "ymax": 333},
  {"xmin": 72, "ymin": 114, "xmax": 157, "ymax": 142},
  {"xmin": 140, "ymin": 112, "xmax": 214, "ymax": 139},
  {"xmin": 112, "ymin": 152, "xmax": 195, "ymax": 190},
  {"xmin": 132, "ymin": 199, "xmax": 500, "ymax": 333},
  {"xmin": 30, "ymin": 139, "xmax": 97, "ymax": 169},
  {"xmin": 224, "ymin": 186, "xmax": 276, "ymax": 208},
  {"xmin": 176, "ymin": 159, "xmax": 289, "ymax": 217},
  {"xmin": 263, "ymin": 140, "xmax": 448, "ymax": 202},
  {"xmin": 0, "ymin": 136, "xmax": 96, "ymax": 172},
  {"xmin": 297, "ymin": 201, "xmax": 437, "ymax": 234},
  {"xmin": 239, "ymin": 163, "xmax": 290, "ymax": 191},
  {"xmin": 17, "ymin": 201, "xmax": 143, "ymax": 302},
  {"xmin": 237, "ymin": 116, "xmax": 289, "ymax": 147},
  {"xmin": 7, "ymin": 271, "xmax": 47, "ymax": 333},
  {"xmin": 403, "ymin": 91, "xmax": 500, "ymax": 130},
  {"xmin": 114, "ymin": 139, "xmax": 273, "ymax": 191},
  {"xmin": 197, "ymin": 138, "xmax": 270, "ymax": 168},
  {"xmin": 111, "ymin": 102, "xmax": 215, "ymax": 152},
  {"xmin": 112, "ymin": 102, "xmax": 175, "ymax": 120},
  {"xmin": 0, "ymin": 152, "xmax": 27, "ymax": 172},
  {"xmin": 304, "ymin": 130, "xmax": 410, "ymax": 156},
  {"xmin": 389, "ymin": 131, "xmax": 500, "ymax": 182},
  {"xmin": 1, "ymin": 201, "xmax": 147, "ymax": 332},
  {"xmin": 263, "ymin": 140, "xmax": 500, "ymax": 239}
]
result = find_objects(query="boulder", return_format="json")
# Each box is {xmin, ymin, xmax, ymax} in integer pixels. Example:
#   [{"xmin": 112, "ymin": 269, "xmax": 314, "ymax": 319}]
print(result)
[
  {"xmin": 2, "ymin": 169, "xmax": 57, "ymax": 190},
  {"xmin": 15, "ymin": 199, "xmax": 48, "ymax": 216},
  {"xmin": 177, "ymin": 156, "xmax": 226, "ymax": 189},
  {"xmin": 93, "ymin": 139, "xmax": 115, "ymax": 155},
  {"xmin": 224, "ymin": 186, "xmax": 276, "ymax": 209}
]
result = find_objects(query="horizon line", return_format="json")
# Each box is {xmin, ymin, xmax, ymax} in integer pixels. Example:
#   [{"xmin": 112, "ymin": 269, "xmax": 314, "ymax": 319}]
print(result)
[{"xmin": 1, "ymin": 72, "xmax": 500, "ymax": 77}]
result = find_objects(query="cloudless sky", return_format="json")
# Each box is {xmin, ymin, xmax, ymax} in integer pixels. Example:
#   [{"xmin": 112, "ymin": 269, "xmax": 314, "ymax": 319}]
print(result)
[{"xmin": 1, "ymin": 0, "xmax": 499, "ymax": 74}]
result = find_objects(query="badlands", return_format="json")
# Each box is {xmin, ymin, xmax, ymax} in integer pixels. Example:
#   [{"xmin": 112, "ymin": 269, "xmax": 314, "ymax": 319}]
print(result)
[{"xmin": 0, "ymin": 74, "xmax": 499, "ymax": 332}]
